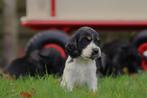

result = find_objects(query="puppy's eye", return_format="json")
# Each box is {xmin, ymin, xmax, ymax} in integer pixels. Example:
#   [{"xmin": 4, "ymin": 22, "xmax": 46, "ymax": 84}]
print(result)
[
  {"xmin": 95, "ymin": 38, "xmax": 100, "ymax": 45},
  {"xmin": 96, "ymin": 36, "xmax": 99, "ymax": 41},
  {"xmin": 80, "ymin": 36, "xmax": 91, "ymax": 47},
  {"xmin": 97, "ymin": 40, "xmax": 100, "ymax": 45},
  {"xmin": 86, "ymin": 36, "xmax": 92, "ymax": 41}
]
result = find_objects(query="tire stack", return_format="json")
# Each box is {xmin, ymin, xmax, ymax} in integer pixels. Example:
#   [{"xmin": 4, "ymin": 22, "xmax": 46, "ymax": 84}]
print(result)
[
  {"xmin": 133, "ymin": 30, "xmax": 147, "ymax": 70},
  {"xmin": 24, "ymin": 30, "xmax": 69, "ymax": 75}
]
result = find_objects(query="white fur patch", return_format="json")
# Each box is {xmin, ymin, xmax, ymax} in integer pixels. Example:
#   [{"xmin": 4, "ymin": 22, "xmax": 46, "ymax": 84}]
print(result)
[
  {"xmin": 61, "ymin": 56, "xmax": 97, "ymax": 92},
  {"xmin": 81, "ymin": 41, "xmax": 101, "ymax": 58}
]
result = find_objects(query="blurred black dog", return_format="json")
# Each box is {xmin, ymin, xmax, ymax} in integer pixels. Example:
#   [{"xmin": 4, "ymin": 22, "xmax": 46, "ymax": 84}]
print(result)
[
  {"xmin": 2, "ymin": 48, "xmax": 65, "ymax": 79},
  {"xmin": 96, "ymin": 40, "xmax": 141, "ymax": 77}
]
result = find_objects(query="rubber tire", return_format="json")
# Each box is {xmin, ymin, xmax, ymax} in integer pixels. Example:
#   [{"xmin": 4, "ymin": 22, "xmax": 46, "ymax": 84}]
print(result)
[
  {"xmin": 25, "ymin": 30, "xmax": 69, "ymax": 56},
  {"xmin": 133, "ymin": 30, "xmax": 147, "ymax": 70},
  {"xmin": 133, "ymin": 30, "xmax": 147, "ymax": 47}
]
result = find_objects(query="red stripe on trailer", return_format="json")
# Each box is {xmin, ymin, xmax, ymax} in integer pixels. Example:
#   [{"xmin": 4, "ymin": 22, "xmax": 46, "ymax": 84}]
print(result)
[
  {"xmin": 51, "ymin": 0, "xmax": 56, "ymax": 17},
  {"xmin": 22, "ymin": 20, "xmax": 147, "ymax": 26},
  {"xmin": 21, "ymin": 20, "xmax": 147, "ymax": 30}
]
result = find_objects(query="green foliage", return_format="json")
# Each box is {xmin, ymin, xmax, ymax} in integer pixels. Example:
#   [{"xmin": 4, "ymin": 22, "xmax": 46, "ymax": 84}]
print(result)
[{"xmin": 0, "ymin": 73, "xmax": 147, "ymax": 98}]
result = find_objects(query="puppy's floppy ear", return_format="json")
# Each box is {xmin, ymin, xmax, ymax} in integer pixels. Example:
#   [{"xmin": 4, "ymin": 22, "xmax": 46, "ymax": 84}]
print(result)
[{"xmin": 65, "ymin": 39, "xmax": 80, "ymax": 58}]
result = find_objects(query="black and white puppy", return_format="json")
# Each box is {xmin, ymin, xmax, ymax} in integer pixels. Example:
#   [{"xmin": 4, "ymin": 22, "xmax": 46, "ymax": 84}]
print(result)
[{"xmin": 61, "ymin": 27, "xmax": 101, "ymax": 92}]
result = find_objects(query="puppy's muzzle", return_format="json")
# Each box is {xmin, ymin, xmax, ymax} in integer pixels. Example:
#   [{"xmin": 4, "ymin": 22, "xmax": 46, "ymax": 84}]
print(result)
[
  {"xmin": 91, "ymin": 48, "xmax": 101, "ymax": 59},
  {"xmin": 92, "ymin": 48, "xmax": 99, "ymax": 55}
]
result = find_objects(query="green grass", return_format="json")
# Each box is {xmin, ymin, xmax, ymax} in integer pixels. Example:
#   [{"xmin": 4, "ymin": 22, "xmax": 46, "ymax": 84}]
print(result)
[{"xmin": 0, "ymin": 73, "xmax": 147, "ymax": 98}]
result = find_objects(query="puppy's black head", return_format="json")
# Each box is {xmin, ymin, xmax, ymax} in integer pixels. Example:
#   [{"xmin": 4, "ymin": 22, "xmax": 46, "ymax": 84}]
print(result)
[{"xmin": 66, "ymin": 27, "xmax": 101, "ymax": 59}]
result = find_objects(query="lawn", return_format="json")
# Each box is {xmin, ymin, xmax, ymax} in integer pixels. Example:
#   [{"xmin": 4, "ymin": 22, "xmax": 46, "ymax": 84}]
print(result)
[{"xmin": 0, "ymin": 73, "xmax": 147, "ymax": 98}]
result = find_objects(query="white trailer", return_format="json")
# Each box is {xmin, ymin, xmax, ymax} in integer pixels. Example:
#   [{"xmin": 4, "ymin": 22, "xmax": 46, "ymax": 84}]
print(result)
[{"xmin": 21, "ymin": 0, "xmax": 147, "ymax": 31}]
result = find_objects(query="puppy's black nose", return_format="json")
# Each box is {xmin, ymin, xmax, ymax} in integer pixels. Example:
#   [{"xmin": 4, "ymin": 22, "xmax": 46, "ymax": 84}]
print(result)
[{"xmin": 92, "ymin": 48, "xmax": 99, "ymax": 54}]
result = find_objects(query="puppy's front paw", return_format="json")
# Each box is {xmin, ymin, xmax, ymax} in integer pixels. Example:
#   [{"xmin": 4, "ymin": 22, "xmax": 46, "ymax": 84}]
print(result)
[
  {"xmin": 60, "ymin": 80, "xmax": 73, "ymax": 92},
  {"xmin": 88, "ymin": 90, "xmax": 97, "ymax": 97},
  {"xmin": 91, "ymin": 88, "xmax": 97, "ymax": 94},
  {"xmin": 60, "ymin": 80, "xmax": 65, "ymax": 88},
  {"xmin": 88, "ymin": 80, "xmax": 97, "ymax": 93}
]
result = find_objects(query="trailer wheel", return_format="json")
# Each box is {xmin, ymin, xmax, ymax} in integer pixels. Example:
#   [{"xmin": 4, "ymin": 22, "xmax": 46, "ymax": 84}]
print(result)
[
  {"xmin": 133, "ymin": 30, "xmax": 147, "ymax": 70},
  {"xmin": 24, "ymin": 30, "xmax": 69, "ymax": 75},
  {"xmin": 133, "ymin": 30, "xmax": 147, "ymax": 47},
  {"xmin": 25, "ymin": 30, "xmax": 69, "ymax": 58}
]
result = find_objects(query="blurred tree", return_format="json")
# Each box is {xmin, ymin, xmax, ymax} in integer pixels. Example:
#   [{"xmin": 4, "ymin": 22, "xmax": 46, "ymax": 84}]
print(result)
[{"xmin": 3, "ymin": 0, "xmax": 18, "ymax": 65}]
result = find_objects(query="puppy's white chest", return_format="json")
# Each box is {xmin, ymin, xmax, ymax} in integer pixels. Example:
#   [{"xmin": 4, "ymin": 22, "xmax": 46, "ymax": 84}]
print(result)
[
  {"xmin": 61, "ymin": 57, "xmax": 97, "ymax": 92},
  {"xmin": 73, "ymin": 62, "xmax": 96, "ymax": 84}
]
